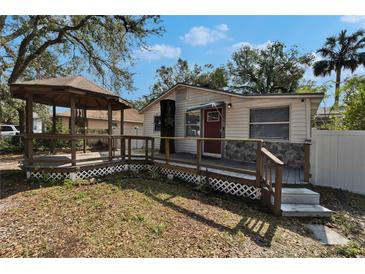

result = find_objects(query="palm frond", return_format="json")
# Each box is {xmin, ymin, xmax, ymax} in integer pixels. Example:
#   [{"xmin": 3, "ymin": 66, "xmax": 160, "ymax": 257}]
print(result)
[
  {"xmin": 342, "ymin": 59, "xmax": 360, "ymax": 73},
  {"xmin": 313, "ymin": 60, "xmax": 333, "ymax": 77}
]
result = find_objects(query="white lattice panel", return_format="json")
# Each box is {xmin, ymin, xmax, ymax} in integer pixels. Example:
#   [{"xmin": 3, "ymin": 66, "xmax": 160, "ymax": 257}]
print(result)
[
  {"xmin": 158, "ymin": 166, "xmax": 261, "ymax": 200},
  {"xmin": 76, "ymin": 164, "xmax": 126, "ymax": 179},
  {"xmin": 208, "ymin": 178, "xmax": 261, "ymax": 199},
  {"xmin": 159, "ymin": 167, "xmax": 201, "ymax": 184},
  {"xmin": 29, "ymin": 172, "xmax": 69, "ymax": 181},
  {"xmin": 28, "ymin": 163, "xmax": 261, "ymax": 200}
]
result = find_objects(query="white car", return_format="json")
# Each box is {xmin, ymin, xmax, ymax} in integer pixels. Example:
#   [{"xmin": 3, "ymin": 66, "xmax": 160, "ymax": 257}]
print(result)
[{"xmin": 0, "ymin": 124, "xmax": 20, "ymax": 137}]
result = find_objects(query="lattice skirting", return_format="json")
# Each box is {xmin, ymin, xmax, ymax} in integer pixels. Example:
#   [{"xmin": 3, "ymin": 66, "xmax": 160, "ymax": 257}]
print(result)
[
  {"xmin": 27, "ymin": 163, "xmax": 260, "ymax": 200},
  {"xmin": 158, "ymin": 166, "xmax": 261, "ymax": 200},
  {"xmin": 27, "ymin": 163, "xmax": 150, "ymax": 181},
  {"xmin": 28, "ymin": 171, "xmax": 70, "ymax": 181}
]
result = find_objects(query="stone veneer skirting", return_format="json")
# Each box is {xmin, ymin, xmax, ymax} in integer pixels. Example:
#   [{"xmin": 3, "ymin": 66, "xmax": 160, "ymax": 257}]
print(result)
[{"xmin": 224, "ymin": 141, "xmax": 305, "ymax": 168}]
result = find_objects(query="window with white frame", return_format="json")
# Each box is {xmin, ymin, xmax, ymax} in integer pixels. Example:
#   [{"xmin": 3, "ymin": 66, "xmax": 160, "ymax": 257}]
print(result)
[
  {"xmin": 249, "ymin": 106, "xmax": 290, "ymax": 140},
  {"xmin": 154, "ymin": 116, "xmax": 161, "ymax": 132},
  {"xmin": 185, "ymin": 111, "xmax": 200, "ymax": 137}
]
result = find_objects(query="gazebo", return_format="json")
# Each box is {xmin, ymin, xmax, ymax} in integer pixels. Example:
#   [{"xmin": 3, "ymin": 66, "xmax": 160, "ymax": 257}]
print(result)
[{"xmin": 10, "ymin": 76, "xmax": 140, "ymax": 178}]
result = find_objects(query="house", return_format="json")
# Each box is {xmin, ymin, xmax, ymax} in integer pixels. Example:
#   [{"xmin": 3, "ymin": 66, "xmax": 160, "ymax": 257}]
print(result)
[
  {"xmin": 57, "ymin": 108, "xmax": 144, "ymax": 148},
  {"xmin": 314, "ymin": 106, "xmax": 344, "ymax": 129},
  {"xmin": 141, "ymin": 83, "xmax": 324, "ymax": 168},
  {"xmin": 32, "ymin": 112, "xmax": 43, "ymax": 133}
]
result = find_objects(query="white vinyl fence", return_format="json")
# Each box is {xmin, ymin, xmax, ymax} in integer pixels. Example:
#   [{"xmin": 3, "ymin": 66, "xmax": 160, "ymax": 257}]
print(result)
[{"xmin": 311, "ymin": 128, "xmax": 365, "ymax": 195}]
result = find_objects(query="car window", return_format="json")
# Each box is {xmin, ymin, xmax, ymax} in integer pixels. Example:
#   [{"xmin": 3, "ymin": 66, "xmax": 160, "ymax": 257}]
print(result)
[
  {"xmin": 1, "ymin": 126, "xmax": 14, "ymax": 132},
  {"xmin": 15, "ymin": 126, "xmax": 20, "ymax": 131}
]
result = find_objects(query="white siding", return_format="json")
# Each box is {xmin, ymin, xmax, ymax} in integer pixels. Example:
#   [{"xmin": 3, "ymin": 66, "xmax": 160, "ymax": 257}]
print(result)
[{"xmin": 143, "ymin": 87, "xmax": 311, "ymax": 153}]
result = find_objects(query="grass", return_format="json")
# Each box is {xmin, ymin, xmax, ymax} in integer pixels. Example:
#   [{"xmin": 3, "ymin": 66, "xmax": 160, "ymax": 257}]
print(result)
[{"xmin": 0, "ymin": 169, "xmax": 364, "ymax": 258}]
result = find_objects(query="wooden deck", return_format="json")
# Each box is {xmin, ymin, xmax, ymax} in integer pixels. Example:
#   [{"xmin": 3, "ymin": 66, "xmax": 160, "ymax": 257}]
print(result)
[
  {"xmin": 26, "ymin": 149, "xmax": 305, "ymax": 184},
  {"xmin": 154, "ymin": 152, "xmax": 305, "ymax": 184}
]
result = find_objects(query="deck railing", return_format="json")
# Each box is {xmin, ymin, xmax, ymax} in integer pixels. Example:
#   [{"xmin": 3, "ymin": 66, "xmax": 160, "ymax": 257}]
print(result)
[
  {"xmin": 156, "ymin": 137, "xmax": 260, "ymax": 185},
  {"xmin": 259, "ymin": 147, "xmax": 284, "ymax": 215},
  {"xmin": 23, "ymin": 133, "xmax": 284, "ymax": 215}
]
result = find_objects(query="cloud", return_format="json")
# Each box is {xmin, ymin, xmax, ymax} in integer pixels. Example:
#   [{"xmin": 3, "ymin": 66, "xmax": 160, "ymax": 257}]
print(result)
[
  {"xmin": 181, "ymin": 24, "xmax": 229, "ymax": 46},
  {"xmin": 340, "ymin": 15, "xmax": 365, "ymax": 25},
  {"xmin": 135, "ymin": 44, "xmax": 181, "ymax": 61},
  {"xmin": 228, "ymin": 40, "xmax": 272, "ymax": 52}
]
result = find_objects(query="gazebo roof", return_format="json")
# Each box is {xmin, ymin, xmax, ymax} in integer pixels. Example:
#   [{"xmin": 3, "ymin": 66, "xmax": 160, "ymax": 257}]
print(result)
[{"xmin": 10, "ymin": 76, "xmax": 132, "ymax": 110}]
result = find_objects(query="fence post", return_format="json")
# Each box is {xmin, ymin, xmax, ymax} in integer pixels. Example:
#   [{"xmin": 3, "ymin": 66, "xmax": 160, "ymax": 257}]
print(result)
[{"xmin": 256, "ymin": 140, "xmax": 262, "ymax": 186}]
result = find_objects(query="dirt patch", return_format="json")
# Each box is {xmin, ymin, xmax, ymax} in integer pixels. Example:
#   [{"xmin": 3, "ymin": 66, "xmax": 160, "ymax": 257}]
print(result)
[{"xmin": 0, "ymin": 171, "xmax": 364, "ymax": 258}]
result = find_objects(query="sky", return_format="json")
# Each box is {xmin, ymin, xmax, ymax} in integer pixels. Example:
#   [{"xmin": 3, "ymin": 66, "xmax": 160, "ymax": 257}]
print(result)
[{"xmin": 121, "ymin": 15, "xmax": 365, "ymax": 107}]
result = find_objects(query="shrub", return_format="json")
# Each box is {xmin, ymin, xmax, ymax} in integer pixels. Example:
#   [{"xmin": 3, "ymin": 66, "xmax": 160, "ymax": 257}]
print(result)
[{"xmin": 336, "ymin": 242, "xmax": 364, "ymax": 257}]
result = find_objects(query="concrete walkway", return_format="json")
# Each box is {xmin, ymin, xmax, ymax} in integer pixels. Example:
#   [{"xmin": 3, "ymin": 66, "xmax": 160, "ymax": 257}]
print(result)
[{"xmin": 306, "ymin": 224, "xmax": 349, "ymax": 245}]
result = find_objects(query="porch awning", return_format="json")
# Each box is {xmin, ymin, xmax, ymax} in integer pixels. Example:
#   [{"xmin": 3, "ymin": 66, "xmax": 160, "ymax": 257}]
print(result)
[{"xmin": 186, "ymin": 101, "xmax": 225, "ymax": 112}]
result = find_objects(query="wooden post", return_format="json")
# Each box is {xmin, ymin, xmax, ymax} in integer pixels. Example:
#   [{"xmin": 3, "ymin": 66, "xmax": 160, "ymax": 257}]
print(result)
[
  {"xmin": 25, "ymin": 92, "xmax": 33, "ymax": 164},
  {"xmin": 151, "ymin": 138, "xmax": 155, "ymax": 163},
  {"xmin": 273, "ymin": 164, "xmax": 283, "ymax": 216},
  {"xmin": 304, "ymin": 143, "xmax": 310, "ymax": 182},
  {"xmin": 165, "ymin": 138, "xmax": 170, "ymax": 165},
  {"xmin": 83, "ymin": 109, "xmax": 87, "ymax": 153},
  {"xmin": 128, "ymin": 137, "xmax": 131, "ymax": 161},
  {"xmin": 196, "ymin": 139, "xmax": 201, "ymax": 174},
  {"xmin": 70, "ymin": 96, "xmax": 76, "ymax": 166},
  {"xmin": 108, "ymin": 101, "xmax": 112, "ymax": 162},
  {"xmin": 145, "ymin": 139, "xmax": 149, "ymax": 163},
  {"xmin": 120, "ymin": 109, "xmax": 124, "ymax": 160},
  {"xmin": 51, "ymin": 105, "xmax": 56, "ymax": 153},
  {"xmin": 256, "ymin": 140, "xmax": 262, "ymax": 186}
]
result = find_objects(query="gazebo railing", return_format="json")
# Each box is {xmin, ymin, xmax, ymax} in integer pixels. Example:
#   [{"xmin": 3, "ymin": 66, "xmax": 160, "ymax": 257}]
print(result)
[{"xmin": 23, "ymin": 134, "xmax": 154, "ymax": 166}]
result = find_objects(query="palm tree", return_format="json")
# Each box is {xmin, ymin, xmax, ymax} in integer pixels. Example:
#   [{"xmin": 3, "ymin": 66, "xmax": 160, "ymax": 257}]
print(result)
[{"xmin": 313, "ymin": 29, "xmax": 365, "ymax": 108}]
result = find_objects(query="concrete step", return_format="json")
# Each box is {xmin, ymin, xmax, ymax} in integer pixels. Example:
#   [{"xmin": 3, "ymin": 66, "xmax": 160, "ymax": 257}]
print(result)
[
  {"xmin": 280, "ymin": 188, "xmax": 320, "ymax": 205},
  {"xmin": 281, "ymin": 203, "xmax": 333, "ymax": 217}
]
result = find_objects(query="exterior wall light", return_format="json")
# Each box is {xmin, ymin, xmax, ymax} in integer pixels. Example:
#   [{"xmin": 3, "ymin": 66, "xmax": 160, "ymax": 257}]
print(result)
[{"xmin": 227, "ymin": 103, "xmax": 232, "ymax": 109}]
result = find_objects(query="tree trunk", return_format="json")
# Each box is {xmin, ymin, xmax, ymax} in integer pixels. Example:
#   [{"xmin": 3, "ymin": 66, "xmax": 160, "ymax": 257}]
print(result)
[
  {"xmin": 334, "ymin": 67, "xmax": 341, "ymax": 109},
  {"xmin": 160, "ymin": 99, "xmax": 175, "ymax": 154}
]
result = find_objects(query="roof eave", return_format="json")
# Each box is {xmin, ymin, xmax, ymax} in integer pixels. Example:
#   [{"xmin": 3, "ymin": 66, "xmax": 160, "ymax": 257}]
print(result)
[{"xmin": 140, "ymin": 83, "xmax": 325, "ymax": 112}]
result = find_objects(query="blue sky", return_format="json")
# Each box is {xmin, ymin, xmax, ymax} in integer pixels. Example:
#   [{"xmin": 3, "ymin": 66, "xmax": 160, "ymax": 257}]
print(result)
[{"xmin": 122, "ymin": 15, "xmax": 365, "ymax": 107}]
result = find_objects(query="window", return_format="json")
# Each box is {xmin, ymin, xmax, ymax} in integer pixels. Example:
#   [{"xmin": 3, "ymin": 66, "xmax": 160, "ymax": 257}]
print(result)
[
  {"xmin": 1, "ymin": 126, "xmax": 13, "ymax": 132},
  {"xmin": 154, "ymin": 116, "xmax": 161, "ymax": 132},
  {"xmin": 207, "ymin": 111, "xmax": 220, "ymax": 122},
  {"xmin": 185, "ymin": 111, "xmax": 200, "ymax": 137},
  {"xmin": 249, "ymin": 106, "xmax": 290, "ymax": 140}
]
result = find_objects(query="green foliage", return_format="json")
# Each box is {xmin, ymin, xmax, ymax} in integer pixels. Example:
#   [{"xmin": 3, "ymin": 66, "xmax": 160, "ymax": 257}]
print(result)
[
  {"xmin": 63, "ymin": 178, "xmax": 75, "ymax": 188},
  {"xmin": 150, "ymin": 223, "xmax": 166, "ymax": 236},
  {"xmin": 336, "ymin": 242, "xmax": 365, "ymax": 257},
  {"xmin": 296, "ymin": 80, "xmax": 331, "ymax": 95},
  {"xmin": 0, "ymin": 15, "xmax": 164, "ymax": 126},
  {"xmin": 342, "ymin": 76, "xmax": 365, "ymax": 130},
  {"xmin": 132, "ymin": 214, "xmax": 145, "ymax": 222},
  {"xmin": 228, "ymin": 41, "xmax": 313, "ymax": 94},
  {"xmin": 313, "ymin": 29, "xmax": 365, "ymax": 107},
  {"xmin": 0, "ymin": 136, "xmax": 21, "ymax": 154},
  {"xmin": 135, "ymin": 59, "xmax": 228, "ymax": 109}
]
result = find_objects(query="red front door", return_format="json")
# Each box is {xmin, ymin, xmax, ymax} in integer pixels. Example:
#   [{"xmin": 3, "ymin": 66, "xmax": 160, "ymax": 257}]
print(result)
[{"xmin": 203, "ymin": 108, "xmax": 222, "ymax": 155}]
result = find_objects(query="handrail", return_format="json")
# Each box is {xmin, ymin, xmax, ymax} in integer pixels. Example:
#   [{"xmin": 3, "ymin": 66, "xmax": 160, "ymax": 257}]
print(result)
[
  {"xmin": 157, "ymin": 136, "xmax": 264, "ymax": 142},
  {"xmin": 261, "ymin": 147, "xmax": 284, "ymax": 165},
  {"xmin": 260, "ymin": 147, "xmax": 284, "ymax": 215}
]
